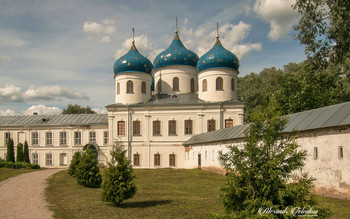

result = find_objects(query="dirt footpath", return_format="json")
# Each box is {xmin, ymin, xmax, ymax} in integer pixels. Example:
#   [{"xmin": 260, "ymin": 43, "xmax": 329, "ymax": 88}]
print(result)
[{"xmin": 0, "ymin": 169, "xmax": 62, "ymax": 219}]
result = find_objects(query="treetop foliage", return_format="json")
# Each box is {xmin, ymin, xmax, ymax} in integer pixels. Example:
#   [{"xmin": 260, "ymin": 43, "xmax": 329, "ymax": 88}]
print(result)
[
  {"xmin": 293, "ymin": 0, "xmax": 350, "ymax": 70},
  {"xmin": 239, "ymin": 61, "xmax": 350, "ymax": 122},
  {"xmin": 62, "ymin": 104, "xmax": 96, "ymax": 114}
]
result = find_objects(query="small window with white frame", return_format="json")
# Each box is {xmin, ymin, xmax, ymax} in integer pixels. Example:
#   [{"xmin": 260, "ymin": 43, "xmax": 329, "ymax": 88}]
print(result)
[
  {"xmin": 74, "ymin": 131, "xmax": 82, "ymax": 145},
  {"xmin": 32, "ymin": 153, "xmax": 39, "ymax": 164},
  {"xmin": 60, "ymin": 132, "xmax": 67, "ymax": 145},
  {"xmin": 103, "ymin": 131, "xmax": 108, "ymax": 145},
  {"xmin": 46, "ymin": 132, "xmax": 53, "ymax": 145},
  {"xmin": 32, "ymin": 132, "xmax": 39, "ymax": 145},
  {"xmin": 46, "ymin": 153, "xmax": 53, "ymax": 165},
  {"xmin": 89, "ymin": 131, "xmax": 96, "ymax": 142},
  {"xmin": 339, "ymin": 146, "xmax": 344, "ymax": 159},
  {"xmin": 313, "ymin": 147, "xmax": 318, "ymax": 160}
]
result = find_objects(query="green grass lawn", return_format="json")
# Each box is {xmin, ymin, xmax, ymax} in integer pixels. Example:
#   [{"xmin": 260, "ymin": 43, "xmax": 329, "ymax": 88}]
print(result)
[
  {"xmin": 46, "ymin": 169, "xmax": 350, "ymax": 219},
  {"xmin": 0, "ymin": 168, "xmax": 42, "ymax": 182}
]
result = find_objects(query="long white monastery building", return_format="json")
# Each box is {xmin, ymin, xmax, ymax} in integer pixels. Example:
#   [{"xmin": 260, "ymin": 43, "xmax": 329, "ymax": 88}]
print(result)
[{"xmin": 0, "ymin": 28, "xmax": 348, "ymax": 196}]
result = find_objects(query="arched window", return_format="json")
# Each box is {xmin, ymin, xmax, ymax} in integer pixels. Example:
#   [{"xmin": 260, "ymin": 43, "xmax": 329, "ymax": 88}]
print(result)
[
  {"xmin": 231, "ymin": 78, "xmax": 235, "ymax": 91},
  {"xmin": 117, "ymin": 82, "xmax": 120, "ymax": 95},
  {"xmin": 141, "ymin": 81, "xmax": 146, "ymax": 94},
  {"xmin": 173, "ymin": 77, "xmax": 179, "ymax": 92},
  {"xmin": 126, "ymin": 80, "xmax": 133, "ymax": 94},
  {"xmin": 190, "ymin": 78, "xmax": 195, "ymax": 92},
  {"xmin": 157, "ymin": 79, "xmax": 162, "ymax": 93},
  {"xmin": 202, "ymin": 79, "xmax": 207, "ymax": 92},
  {"xmin": 216, "ymin": 77, "xmax": 223, "ymax": 91}
]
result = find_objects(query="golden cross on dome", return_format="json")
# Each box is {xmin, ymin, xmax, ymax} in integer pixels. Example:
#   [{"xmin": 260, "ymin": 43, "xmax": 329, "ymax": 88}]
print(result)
[
  {"xmin": 175, "ymin": 17, "xmax": 178, "ymax": 33},
  {"xmin": 132, "ymin": 28, "xmax": 135, "ymax": 44},
  {"xmin": 216, "ymin": 22, "xmax": 219, "ymax": 39}
]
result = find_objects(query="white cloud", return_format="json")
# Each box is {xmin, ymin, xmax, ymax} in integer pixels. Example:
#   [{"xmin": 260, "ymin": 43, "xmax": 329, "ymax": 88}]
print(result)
[
  {"xmin": 83, "ymin": 21, "xmax": 116, "ymax": 35},
  {"xmin": 0, "ymin": 53, "xmax": 12, "ymax": 62},
  {"xmin": 99, "ymin": 36, "xmax": 111, "ymax": 43},
  {"xmin": 24, "ymin": 85, "xmax": 89, "ymax": 101},
  {"xmin": 0, "ymin": 31, "xmax": 26, "ymax": 47},
  {"xmin": 0, "ymin": 84, "xmax": 25, "ymax": 103},
  {"xmin": 102, "ymin": 19, "xmax": 116, "ymax": 25},
  {"xmin": 114, "ymin": 35, "xmax": 160, "ymax": 61},
  {"xmin": 253, "ymin": 0, "xmax": 300, "ymax": 40},
  {"xmin": 92, "ymin": 108, "xmax": 107, "ymax": 114},
  {"xmin": 180, "ymin": 20, "xmax": 262, "ymax": 59},
  {"xmin": 0, "ymin": 84, "xmax": 89, "ymax": 104},
  {"xmin": 0, "ymin": 109, "xmax": 17, "ymax": 116},
  {"xmin": 23, "ymin": 105, "xmax": 62, "ymax": 115},
  {"xmin": 113, "ymin": 19, "xmax": 262, "ymax": 63}
]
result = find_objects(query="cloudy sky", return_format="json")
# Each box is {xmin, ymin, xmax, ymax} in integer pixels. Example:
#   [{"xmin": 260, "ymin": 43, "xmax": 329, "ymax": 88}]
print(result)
[{"xmin": 0, "ymin": 0, "xmax": 305, "ymax": 116}]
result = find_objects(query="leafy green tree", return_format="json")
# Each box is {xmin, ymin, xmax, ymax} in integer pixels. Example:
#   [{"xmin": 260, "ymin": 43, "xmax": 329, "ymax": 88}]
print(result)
[
  {"xmin": 75, "ymin": 149, "xmax": 102, "ymax": 187},
  {"xmin": 16, "ymin": 143, "xmax": 24, "ymax": 162},
  {"xmin": 23, "ymin": 141, "xmax": 30, "ymax": 163},
  {"xmin": 69, "ymin": 151, "xmax": 82, "ymax": 176},
  {"xmin": 6, "ymin": 139, "xmax": 15, "ymax": 162},
  {"xmin": 62, "ymin": 104, "xmax": 96, "ymax": 114},
  {"xmin": 102, "ymin": 142, "xmax": 136, "ymax": 206},
  {"xmin": 293, "ymin": 0, "xmax": 350, "ymax": 69},
  {"xmin": 218, "ymin": 101, "xmax": 331, "ymax": 218},
  {"xmin": 275, "ymin": 62, "xmax": 345, "ymax": 115},
  {"xmin": 238, "ymin": 67, "xmax": 283, "ymax": 122}
]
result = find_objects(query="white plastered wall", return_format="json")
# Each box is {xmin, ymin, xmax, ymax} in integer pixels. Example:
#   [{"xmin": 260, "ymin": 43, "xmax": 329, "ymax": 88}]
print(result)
[
  {"xmin": 198, "ymin": 68, "xmax": 238, "ymax": 102},
  {"xmin": 154, "ymin": 65, "xmax": 197, "ymax": 95},
  {"xmin": 114, "ymin": 72, "xmax": 152, "ymax": 104}
]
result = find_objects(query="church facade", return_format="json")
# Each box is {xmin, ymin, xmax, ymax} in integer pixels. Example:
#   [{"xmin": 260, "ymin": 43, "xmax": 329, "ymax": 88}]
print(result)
[{"xmin": 0, "ymin": 28, "xmax": 245, "ymax": 169}]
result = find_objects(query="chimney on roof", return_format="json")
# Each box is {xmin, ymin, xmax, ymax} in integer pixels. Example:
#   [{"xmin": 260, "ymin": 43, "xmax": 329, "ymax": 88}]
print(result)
[{"xmin": 33, "ymin": 112, "xmax": 38, "ymax": 116}]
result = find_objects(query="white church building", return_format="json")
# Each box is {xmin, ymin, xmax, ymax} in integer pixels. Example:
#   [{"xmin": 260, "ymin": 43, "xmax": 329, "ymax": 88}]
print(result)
[
  {"xmin": 0, "ymin": 28, "xmax": 349, "ymax": 197},
  {"xmin": 0, "ymin": 28, "xmax": 244, "ymax": 169}
]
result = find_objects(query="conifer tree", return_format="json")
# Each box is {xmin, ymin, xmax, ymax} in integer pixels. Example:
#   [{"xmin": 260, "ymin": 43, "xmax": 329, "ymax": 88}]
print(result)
[
  {"xmin": 23, "ymin": 141, "xmax": 30, "ymax": 163},
  {"xmin": 75, "ymin": 149, "xmax": 102, "ymax": 187},
  {"xmin": 16, "ymin": 143, "xmax": 24, "ymax": 162},
  {"xmin": 69, "ymin": 151, "xmax": 82, "ymax": 176},
  {"xmin": 6, "ymin": 138, "xmax": 15, "ymax": 162},
  {"xmin": 219, "ymin": 101, "xmax": 331, "ymax": 218},
  {"xmin": 102, "ymin": 142, "xmax": 136, "ymax": 206}
]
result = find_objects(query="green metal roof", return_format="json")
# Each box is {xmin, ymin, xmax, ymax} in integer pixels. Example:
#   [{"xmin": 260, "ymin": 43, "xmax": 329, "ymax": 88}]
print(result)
[
  {"xmin": 184, "ymin": 101, "xmax": 350, "ymax": 146},
  {"xmin": 106, "ymin": 93, "xmax": 243, "ymax": 108},
  {"xmin": 0, "ymin": 114, "xmax": 108, "ymax": 127}
]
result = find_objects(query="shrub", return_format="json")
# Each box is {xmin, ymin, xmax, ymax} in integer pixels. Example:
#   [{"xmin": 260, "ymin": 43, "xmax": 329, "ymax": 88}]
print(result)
[
  {"xmin": 69, "ymin": 151, "xmax": 81, "ymax": 177},
  {"xmin": 6, "ymin": 138, "xmax": 15, "ymax": 162},
  {"xmin": 102, "ymin": 142, "xmax": 136, "ymax": 206},
  {"xmin": 16, "ymin": 143, "xmax": 24, "ymax": 162},
  {"xmin": 23, "ymin": 141, "xmax": 30, "ymax": 163},
  {"xmin": 75, "ymin": 149, "xmax": 102, "ymax": 187},
  {"xmin": 0, "ymin": 160, "xmax": 40, "ymax": 169}
]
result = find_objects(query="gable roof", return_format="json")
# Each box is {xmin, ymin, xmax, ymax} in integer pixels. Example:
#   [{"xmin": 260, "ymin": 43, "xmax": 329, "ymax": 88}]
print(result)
[
  {"xmin": 0, "ymin": 114, "xmax": 108, "ymax": 127},
  {"xmin": 184, "ymin": 101, "xmax": 350, "ymax": 146}
]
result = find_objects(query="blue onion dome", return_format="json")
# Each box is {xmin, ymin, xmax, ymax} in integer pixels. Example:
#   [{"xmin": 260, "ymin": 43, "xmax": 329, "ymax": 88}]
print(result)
[
  {"xmin": 114, "ymin": 42, "xmax": 153, "ymax": 75},
  {"xmin": 197, "ymin": 36, "xmax": 239, "ymax": 72},
  {"xmin": 153, "ymin": 30, "xmax": 199, "ymax": 70}
]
